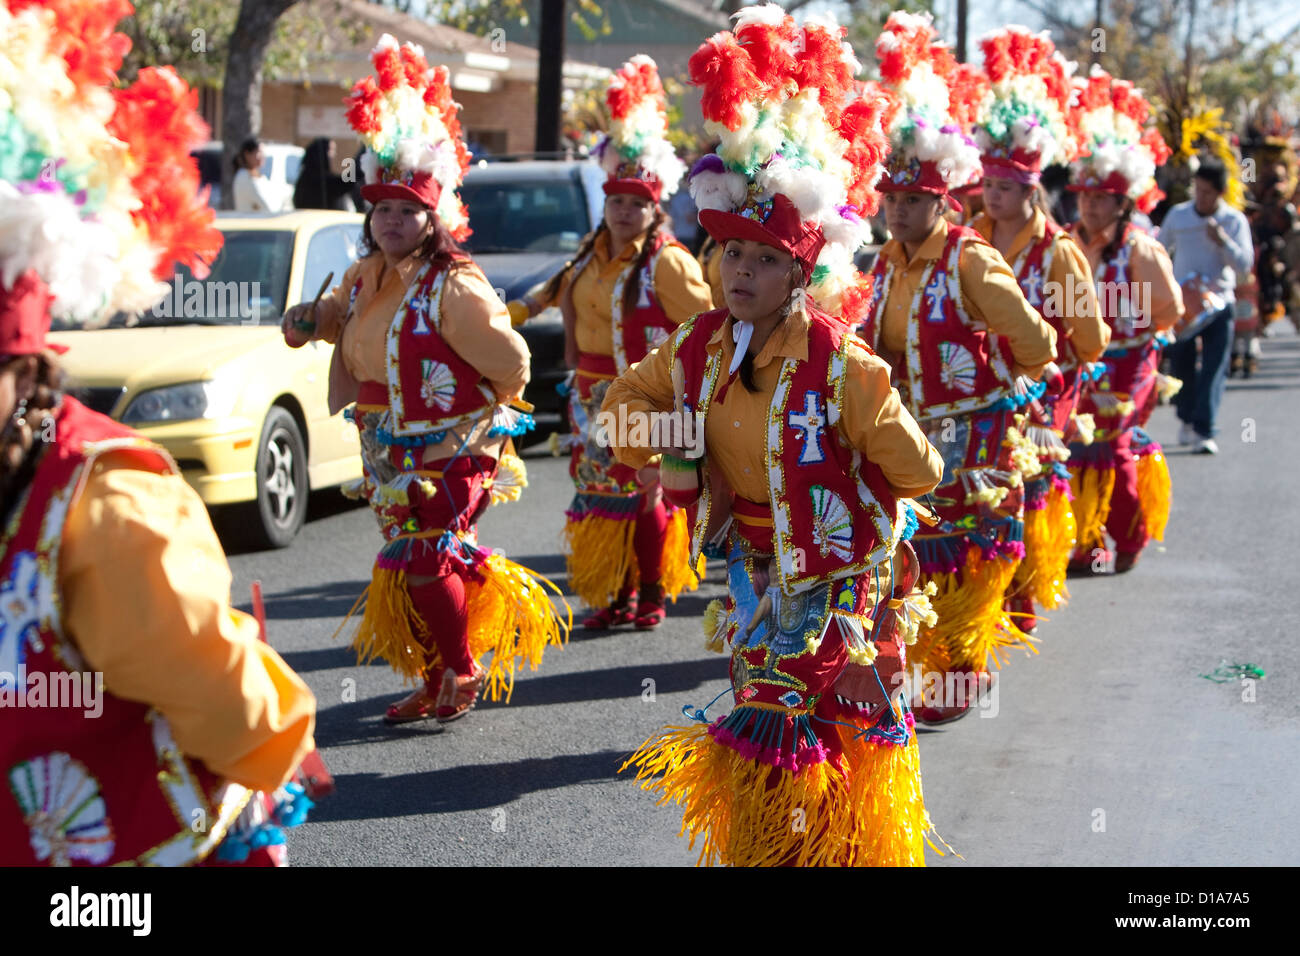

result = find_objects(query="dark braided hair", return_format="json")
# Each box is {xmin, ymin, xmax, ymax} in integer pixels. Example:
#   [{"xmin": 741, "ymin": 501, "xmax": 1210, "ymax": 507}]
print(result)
[
  {"xmin": 540, "ymin": 222, "xmax": 608, "ymax": 305},
  {"xmin": 1098, "ymin": 201, "xmax": 1134, "ymax": 266},
  {"xmin": 621, "ymin": 207, "xmax": 668, "ymax": 318},
  {"xmin": 0, "ymin": 352, "xmax": 63, "ymax": 521}
]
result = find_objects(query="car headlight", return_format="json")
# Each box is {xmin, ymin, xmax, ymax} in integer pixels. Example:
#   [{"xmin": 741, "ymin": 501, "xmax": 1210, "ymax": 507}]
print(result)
[{"xmin": 121, "ymin": 381, "xmax": 239, "ymax": 424}]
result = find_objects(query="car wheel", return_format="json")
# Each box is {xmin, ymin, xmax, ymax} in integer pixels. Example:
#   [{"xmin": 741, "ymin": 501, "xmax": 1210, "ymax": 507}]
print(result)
[{"xmin": 249, "ymin": 406, "xmax": 308, "ymax": 549}]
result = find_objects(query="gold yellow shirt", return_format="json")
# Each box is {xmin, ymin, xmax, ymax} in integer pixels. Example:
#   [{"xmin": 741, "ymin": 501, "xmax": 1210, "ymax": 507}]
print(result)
[
  {"xmin": 59, "ymin": 453, "xmax": 316, "ymax": 794},
  {"xmin": 970, "ymin": 209, "xmax": 1111, "ymax": 365},
  {"xmin": 1073, "ymin": 223, "xmax": 1185, "ymax": 333},
  {"xmin": 310, "ymin": 252, "xmax": 531, "ymax": 461},
  {"xmin": 602, "ymin": 308, "xmax": 944, "ymax": 502},
  {"xmin": 562, "ymin": 232, "xmax": 714, "ymax": 356},
  {"xmin": 876, "ymin": 217, "xmax": 1057, "ymax": 374}
]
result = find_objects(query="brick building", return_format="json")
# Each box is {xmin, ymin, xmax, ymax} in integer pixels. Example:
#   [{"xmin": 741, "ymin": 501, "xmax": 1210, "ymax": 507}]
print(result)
[{"xmin": 198, "ymin": 0, "xmax": 609, "ymax": 164}]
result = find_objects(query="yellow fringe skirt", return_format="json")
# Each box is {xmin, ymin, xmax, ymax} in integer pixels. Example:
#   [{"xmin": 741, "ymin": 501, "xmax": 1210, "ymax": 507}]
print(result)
[
  {"xmin": 1014, "ymin": 478, "xmax": 1076, "ymax": 610},
  {"xmin": 909, "ymin": 545, "xmax": 1036, "ymax": 674},
  {"xmin": 347, "ymin": 545, "xmax": 570, "ymax": 699},
  {"xmin": 622, "ymin": 718, "xmax": 938, "ymax": 867},
  {"xmin": 563, "ymin": 500, "xmax": 704, "ymax": 609}
]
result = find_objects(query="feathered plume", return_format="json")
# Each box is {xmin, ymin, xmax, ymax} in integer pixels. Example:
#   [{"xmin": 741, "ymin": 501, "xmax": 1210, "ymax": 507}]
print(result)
[
  {"xmin": 1070, "ymin": 64, "xmax": 1171, "ymax": 213},
  {"xmin": 596, "ymin": 55, "xmax": 685, "ymax": 198},
  {"xmin": 688, "ymin": 4, "xmax": 890, "ymax": 322},
  {"xmin": 345, "ymin": 33, "xmax": 472, "ymax": 240},
  {"xmin": 973, "ymin": 26, "xmax": 1078, "ymax": 173},
  {"xmin": 875, "ymin": 11, "xmax": 983, "ymax": 191},
  {"xmin": 0, "ymin": 0, "xmax": 221, "ymax": 322}
]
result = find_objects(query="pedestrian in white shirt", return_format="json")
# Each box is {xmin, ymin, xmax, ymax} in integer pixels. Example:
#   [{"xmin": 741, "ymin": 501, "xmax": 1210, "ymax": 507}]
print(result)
[
  {"xmin": 232, "ymin": 137, "xmax": 285, "ymax": 213},
  {"xmin": 1159, "ymin": 159, "xmax": 1253, "ymax": 454}
]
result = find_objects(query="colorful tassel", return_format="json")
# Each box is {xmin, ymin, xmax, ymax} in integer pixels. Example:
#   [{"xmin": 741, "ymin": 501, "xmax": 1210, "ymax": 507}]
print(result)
[
  {"xmin": 1015, "ymin": 480, "xmax": 1076, "ymax": 610},
  {"xmin": 563, "ymin": 509, "xmax": 637, "ymax": 609},
  {"xmin": 658, "ymin": 506, "xmax": 706, "ymax": 603}
]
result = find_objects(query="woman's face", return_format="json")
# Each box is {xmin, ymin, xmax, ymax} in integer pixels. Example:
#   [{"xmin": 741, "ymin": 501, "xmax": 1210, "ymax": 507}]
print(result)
[
  {"xmin": 371, "ymin": 200, "xmax": 433, "ymax": 259},
  {"xmin": 604, "ymin": 193, "xmax": 656, "ymax": 248},
  {"xmin": 720, "ymin": 239, "xmax": 798, "ymax": 322},
  {"xmin": 883, "ymin": 190, "xmax": 944, "ymax": 244},
  {"xmin": 981, "ymin": 176, "xmax": 1032, "ymax": 222},
  {"xmin": 244, "ymin": 145, "xmax": 264, "ymax": 173},
  {"xmin": 1078, "ymin": 190, "xmax": 1124, "ymax": 236}
]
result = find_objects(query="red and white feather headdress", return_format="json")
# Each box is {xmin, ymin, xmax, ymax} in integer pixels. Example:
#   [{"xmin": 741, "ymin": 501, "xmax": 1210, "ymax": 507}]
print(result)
[
  {"xmin": 1068, "ymin": 64, "xmax": 1171, "ymax": 213},
  {"xmin": 972, "ymin": 26, "xmax": 1078, "ymax": 184},
  {"xmin": 346, "ymin": 33, "xmax": 472, "ymax": 240},
  {"xmin": 686, "ymin": 3, "xmax": 891, "ymax": 323},
  {"xmin": 596, "ymin": 56, "xmax": 685, "ymax": 203}
]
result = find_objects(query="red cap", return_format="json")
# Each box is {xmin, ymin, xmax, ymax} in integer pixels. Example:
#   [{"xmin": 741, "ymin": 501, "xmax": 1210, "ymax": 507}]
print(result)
[
  {"xmin": 1067, "ymin": 169, "xmax": 1131, "ymax": 197},
  {"xmin": 878, "ymin": 155, "xmax": 962, "ymax": 213},
  {"xmin": 361, "ymin": 167, "xmax": 442, "ymax": 208},
  {"xmin": 603, "ymin": 159, "xmax": 663, "ymax": 204},
  {"xmin": 698, "ymin": 192, "xmax": 825, "ymax": 282},
  {"xmin": 0, "ymin": 271, "xmax": 69, "ymax": 359},
  {"xmin": 979, "ymin": 145, "xmax": 1044, "ymax": 185}
]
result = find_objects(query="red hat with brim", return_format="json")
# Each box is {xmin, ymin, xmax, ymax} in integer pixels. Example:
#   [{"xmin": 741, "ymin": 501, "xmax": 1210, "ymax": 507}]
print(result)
[
  {"xmin": 603, "ymin": 174, "xmax": 662, "ymax": 204},
  {"xmin": 877, "ymin": 156, "xmax": 962, "ymax": 213},
  {"xmin": 361, "ymin": 169, "xmax": 441, "ymax": 208},
  {"xmin": 980, "ymin": 149, "xmax": 1043, "ymax": 186},
  {"xmin": 1067, "ymin": 169, "xmax": 1130, "ymax": 196},
  {"xmin": 0, "ymin": 271, "xmax": 69, "ymax": 359},
  {"xmin": 698, "ymin": 192, "xmax": 825, "ymax": 283}
]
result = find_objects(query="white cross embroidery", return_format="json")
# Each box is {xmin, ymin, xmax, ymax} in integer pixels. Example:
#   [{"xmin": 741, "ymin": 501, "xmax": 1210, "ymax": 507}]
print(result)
[
  {"xmin": 409, "ymin": 297, "xmax": 433, "ymax": 335},
  {"xmin": 788, "ymin": 391, "xmax": 827, "ymax": 465},
  {"xmin": 924, "ymin": 270, "xmax": 948, "ymax": 323},
  {"xmin": 1021, "ymin": 264, "xmax": 1045, "ymax": 308}
]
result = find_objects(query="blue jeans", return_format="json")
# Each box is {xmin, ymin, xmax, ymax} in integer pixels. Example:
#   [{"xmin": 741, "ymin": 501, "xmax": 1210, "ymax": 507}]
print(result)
[{"xmin": 1166, "ymin": 305, "xmax": 1234, "ymax": 439}]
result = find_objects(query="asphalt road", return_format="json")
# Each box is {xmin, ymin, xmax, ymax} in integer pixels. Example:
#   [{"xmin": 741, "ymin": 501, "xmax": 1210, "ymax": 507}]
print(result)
[{"xmin": 225, "ymin": 328, "xmax": 1300, "ymax": 867}]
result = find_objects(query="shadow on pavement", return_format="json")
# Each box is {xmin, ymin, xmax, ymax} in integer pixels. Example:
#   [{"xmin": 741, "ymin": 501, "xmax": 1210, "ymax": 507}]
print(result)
[
  {"xmin": 233, "ymin": 579, "xmax": 371, "ymax": 623},
  {"xmin": 308, "ymin": 750, "xmax": 631, "ymax": 820},
  {"xmin": 503, "ymin": 657, "xmax": 726, "ymax": 708}
]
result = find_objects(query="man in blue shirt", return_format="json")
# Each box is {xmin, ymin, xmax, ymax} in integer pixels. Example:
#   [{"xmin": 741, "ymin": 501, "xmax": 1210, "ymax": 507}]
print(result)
[{"xmin": 1159, "ymin": 158, "xmax": 1254, "ymax": 454}]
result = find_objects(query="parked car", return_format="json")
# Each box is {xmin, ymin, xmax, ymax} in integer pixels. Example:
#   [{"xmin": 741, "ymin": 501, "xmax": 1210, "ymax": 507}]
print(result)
[
  {"xmin": 191, "ymin": 141, "xmax": 303, "ymax": 210},
  {"xmin": 49, "ymin": 210, "xmax": 365, "ymax": 549},
  {"xmin": 459, "ymin": 159, "xmax": 607, "ymax": 419}
]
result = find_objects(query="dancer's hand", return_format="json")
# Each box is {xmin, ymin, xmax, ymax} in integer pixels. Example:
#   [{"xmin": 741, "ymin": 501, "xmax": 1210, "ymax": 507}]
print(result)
[{"xmin": 281, "ymin": 304, "xmax": 316, "ymax": 348}]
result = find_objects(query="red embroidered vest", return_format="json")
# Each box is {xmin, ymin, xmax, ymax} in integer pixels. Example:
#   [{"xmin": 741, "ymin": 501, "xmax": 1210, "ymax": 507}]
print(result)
[
  {"xmin": 1001, "ymin": 220, "xmax": 1084, "ymax": 370},
  {"xmin": 0, "ymin": 399, "xmax": 253, "ymax": 866},
  {"xmin": 860, "ymin": 224, "xmax": 1016, "ymax": 422},
  {"xmin": 1079, "ymin": 223, "xmax": 1151, "ymax": 350},
  {"xmin": 385, "ymin": 260, "xmax": 499, "ymax": 438},
  {"xmin": 668, "ymin": 308, "xmax": 903, "ymax": 594},
  {"xmin": 569, "ymin": 232, "xmax": 680, "ymax": 374}
]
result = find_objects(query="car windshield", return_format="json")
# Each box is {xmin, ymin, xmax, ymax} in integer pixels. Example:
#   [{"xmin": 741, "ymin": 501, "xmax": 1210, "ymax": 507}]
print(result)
[
  {"xmin": 132, "ymin": 230, "xmax": 295, "ymax": 327},
  {"xmin": 460, "ymin": 178, "xmax": 589, "ymax": 254}
]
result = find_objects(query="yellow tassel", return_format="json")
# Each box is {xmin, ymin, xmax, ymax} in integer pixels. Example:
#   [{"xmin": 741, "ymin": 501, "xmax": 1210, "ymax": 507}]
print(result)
[
  {"xmin": 659, "ymin": 506, "xmax": 706, "ymax": 602},
  {"xmin": 702, "ymin": 599, "xmax": 727, "ymax": 653},
  {"xmin": 622, "ymin": 721, "xmax": 938, "ymax": 866},
  {"xmin": 487, "ymin": 452, "xmax": 528, "ymax": 506},
  {"xmin": 564, "ymin": 511, "xmax": 637, "ymax": 609},
  {"xmin": 911, "ymin": 547, "xmax": 1036, "ymax": 674},
  {"xmin": 348, "ymin": 566, "xmax": 433, "ymax": 685},
  {"xmin": 1016, "ymin": 485, "xmax": 1076, "ymax": 610},
  {"xmin": 464, "ymin": 552, "xmax": 572, "ymax": 703},
  {"xmin": 1135, "ymin": 450, "xmax": 1173, "ymax": 542},
  {"xmin": 1069, "ymin": 464, "xmax": 1115, "ymax": 556}
]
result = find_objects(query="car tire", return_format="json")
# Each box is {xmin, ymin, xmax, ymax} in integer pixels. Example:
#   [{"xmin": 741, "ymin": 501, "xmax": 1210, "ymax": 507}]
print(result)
[{"xmin": 248, "ymin": 406, "xmax": 308, "ymax": 549}]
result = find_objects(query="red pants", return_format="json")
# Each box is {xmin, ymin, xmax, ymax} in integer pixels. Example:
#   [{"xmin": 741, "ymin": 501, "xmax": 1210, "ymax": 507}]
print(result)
[{"xmin": 1105, "ymin": 430, "xmax": 1146, "ymax": 555}]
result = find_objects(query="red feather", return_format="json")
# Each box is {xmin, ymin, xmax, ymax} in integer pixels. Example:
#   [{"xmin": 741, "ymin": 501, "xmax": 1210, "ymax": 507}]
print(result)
[
  {"xmin": 12, "ymin": 0, "xmax": 134, "ymax": 90},
  {"xmin": 373, "ymin": 44, "xmax": 404, "ymax": 93},
  {"xmin": 734, "ymin": 17, "xmax": 799, "ymax": 98},
  {"xmin": 796, "ymin": 23, "xmax": 855, "ymax": 125},
  {"xmin": 108, "ymin": 66, "xmax": 221, "ymax": 280},
  {"xmin": 690, "ymin": 32, "xmax": 763, "ymax": 131},
  {"xmin": 345, "ymin": 78, "xmax": 382, "ymax": 135}
]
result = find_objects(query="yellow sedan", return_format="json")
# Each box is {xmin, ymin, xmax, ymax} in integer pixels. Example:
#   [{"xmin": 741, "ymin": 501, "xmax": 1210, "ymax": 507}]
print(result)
[{"xmin": 50, "ymin": 210, "xmax": 365, "ymax": 548}]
